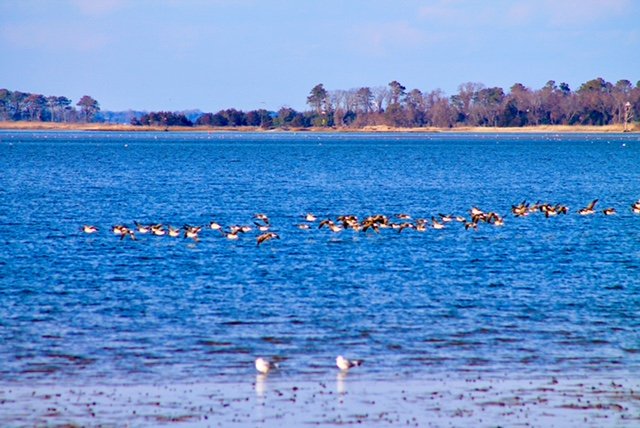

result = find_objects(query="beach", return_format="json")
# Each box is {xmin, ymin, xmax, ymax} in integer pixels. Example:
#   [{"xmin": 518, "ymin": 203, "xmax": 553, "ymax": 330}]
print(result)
[
  {"xmin": 0, "ymin": 121, "xmax": 637, "ymax": 133},
  {"xmin": 3, "ymin": 375, "xmax": 640, "ymax": 427}
]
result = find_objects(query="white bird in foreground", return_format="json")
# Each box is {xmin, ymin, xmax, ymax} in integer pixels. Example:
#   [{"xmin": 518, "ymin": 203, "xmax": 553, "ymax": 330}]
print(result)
[
  {"xmin": 255, "ymin": 357, "xmax": 279, "ymax": 374},
  {"xmin": 336, "ymin": 355, "xmax": 363, "ymax": 371}
]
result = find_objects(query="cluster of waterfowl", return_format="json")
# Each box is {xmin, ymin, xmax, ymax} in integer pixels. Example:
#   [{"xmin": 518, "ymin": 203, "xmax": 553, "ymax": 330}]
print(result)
[
  {"xmin": 512, "ymin": 199, "xmax": 640, "ymax": 217},
  {"xmin": 81, "ymin": 199, "xmax": 640, "ymax": 245},
  {"xmin": 82, "ymin": 214, "xmax": 280, "ymax": 246},
  {"xmin": 254, "ymin": 355, "xmax": 362, "ymax": 375}
]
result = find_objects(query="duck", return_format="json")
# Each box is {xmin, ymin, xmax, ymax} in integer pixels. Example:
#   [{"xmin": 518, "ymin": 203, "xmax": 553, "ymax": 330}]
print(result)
[
  {"xmin": 254, "ymin": 213, "xmax": 270, "ymax": 225},
  {"xmin": 184, "ymin": 225, "xmax": 202, "ymax": 241},
  {"xmin": 439, "ymin": 214, "xmax": 454, "ymax": 223},
  {"xmin": 82, "ymin": 225, "xmax": 99, "ymax": 234},
  {"xmin": 225, "ymin": 230, "xmax": 240, "ymax": 240},
  {"xmin": 319, "ymin": 219, "xmax": 342, "ymax": 233},
  {"xmin": 578, "ymin": 199, "xmax": 598, "ymax": 215},
  {"xmin": 254, "ymin": 222, "xmax": 270, "ymax": 232},
  {"xmin": 431, "ymin": 217, "xmax": 446, "ymax": 230},
  {"xmin": 255, "ymin": 357, "xmax": 279, "ymax": 374},
  {"xmin": 394, "ymin": 213, "xmax": 411, "ymax": 220},
  {"xmin": 305, "ymin": 213, "xmax": 317, "ymax": 222},
  {"xmin": 134, "ymin": 221, "xmax": 151, "ymax": 234},
  {"xmin": 632, "ymin": 200, "xmax": 640, "ymax": 214},
  {"xmin": 209, "ymin": 221, "xmax": 223, "ymax": 231},
  {"xmin": 168, "ymin": 226, "xmax": 181, "ymax": 237},
  {"xmin": 487, "ymin": 212, "xmax": 504, "ymax": 226},
  {"xmin": 511, "ymin": 202, "xmax": 529, "ymax": 217},
  {"xmin": 336, "ymin": 355, "xmax": 363, "ymax": 371},
  {"xmin": 297, "ymin": 223, "xmax": 311, "ymax": 230},
  {"xmin": 603, "ymin": 207, "xmax": 617, "ymax": 216},
  {"xmin": 257, "ymin": 232, "xmax": 280, "ymax": 246},
  {"xmin": 111, "ymin": 225, "xmax": 128, "ymax": 236},
  {"xmin": 112, "ymin": 225, "xmax": 135, "ymax": 240},
  {"xmin": 151, "ymin": 224, "xmax": 166, "ymax": 236},
  {"xmin": 397, "ymin": 222, "xmax": 415, "ymax": 233}
]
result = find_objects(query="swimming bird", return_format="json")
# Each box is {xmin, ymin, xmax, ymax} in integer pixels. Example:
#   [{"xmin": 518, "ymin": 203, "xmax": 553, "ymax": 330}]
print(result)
[
  {"xmin": 257, "ymin": 232, "xmax": 280, "ymax": 246},
  {"xmin": 632, "ymin": 200, "xmax": 640, "ymax": 214},
  {"xmin": 397, "ymin": 222, "xmax": 415, "ymax": 233},
  {"xmin": 225, "ymin": 230, "xmax": 240, "ymax": 240},
  {"xmin": 254, "ymin": 222, "xmax": 270, "ymax": 232},
  {"xmin": 511, "ymin": 202, "xmax": 529, "ymax": 217},
  {"xmin": 254, "ymin": 213, "xmax": 270, "ymax": 225},
  {"xmin": 112, "ymin": 225, "xmax": 135, "ymax": 240},
  {"xmin": 336, "ymin": 355, "xmax": 363, "ymax": 371},
  {"xmin": 209, "ymin": 221, "xmax": 223, "ymax": 231},
  {"xmin": 394, "ymin": 213, "xmax": 412, "ymax": 220},
  {"xmin": 319, "ymin": 219, "xmax": 342, "ymax": 233},
  {"xmin": 150, "ymin": 224, "xmax": 166, "ymax": 236},
  {"xmin": 297, "ymin": 223, "xmax": 311, "ymax": 230},
  {"xmin": 305, "ymin": 213, "xmax": 317, "ymax": 222},
  {"xmin": 603, "ymin": 207, "xmax": 617, "ymax": 216},
  {"xmin": 168, "ymin": 226, "xmax": 181, "ymax": 237},
  {"xmin": 578, "ymin": 199, "xmax": 598, "ymax": 215},
  {"xmin": 255, "ymin": 357, "xmax": 279, "ymax": 374},
  {"xmin": 82, "ymin": 225, "xmax": 98, "ymax": 234},
  {"xmin": 431, "ymin": 217, "xmax": 446, "ymax": 230},
  {"xmin": 111, "ymin": 225, "xmax": 128, "ymax": 236},
  {"xmin": 184, "ymin": 225, "xmax": 202, "ymax": 241},
  {"xmin": 134, "ymin": 221, "xmax": 151, "ymax": 234}
]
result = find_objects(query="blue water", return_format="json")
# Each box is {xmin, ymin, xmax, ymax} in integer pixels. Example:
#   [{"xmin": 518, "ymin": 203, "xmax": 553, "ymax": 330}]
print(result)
[{"xmin": 1, "ymin": 131, "xmax": 640, "ymax": 385}]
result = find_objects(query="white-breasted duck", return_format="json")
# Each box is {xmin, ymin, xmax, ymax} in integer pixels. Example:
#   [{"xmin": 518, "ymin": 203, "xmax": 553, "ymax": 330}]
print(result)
[
  {"xmin": 578, "ymin": 199, "xmax": 598, "ymax": 215},
  {"xmin": 82, "ymin": 225, "xmax": 99, "ymax": 234}
]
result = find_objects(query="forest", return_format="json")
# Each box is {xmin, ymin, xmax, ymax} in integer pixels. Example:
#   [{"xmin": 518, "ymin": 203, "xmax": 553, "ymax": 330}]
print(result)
[{"xmin": 1, "ymin": 77, "xmax": 638, "ymax": 129}]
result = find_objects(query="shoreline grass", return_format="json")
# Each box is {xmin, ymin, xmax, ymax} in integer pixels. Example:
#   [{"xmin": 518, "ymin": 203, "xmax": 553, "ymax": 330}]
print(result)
[{"xmin": 0, "ymin": 121, "xmax": 637, "ymax": 133}]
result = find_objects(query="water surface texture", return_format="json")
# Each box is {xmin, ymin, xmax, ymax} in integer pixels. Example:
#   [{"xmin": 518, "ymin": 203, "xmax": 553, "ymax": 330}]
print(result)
[{"xmin": 1, "ymin": 131, "xmax": 640, "ymax": 385}]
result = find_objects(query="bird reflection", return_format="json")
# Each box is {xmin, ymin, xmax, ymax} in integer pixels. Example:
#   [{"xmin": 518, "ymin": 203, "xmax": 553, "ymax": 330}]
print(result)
[
  {"xmin": 255, "ymin": 373, "xmax": 268, "ymax": 397},
  {"xmin": 336, "ymin": 370, "xmax": 347, "ymax": 395}
]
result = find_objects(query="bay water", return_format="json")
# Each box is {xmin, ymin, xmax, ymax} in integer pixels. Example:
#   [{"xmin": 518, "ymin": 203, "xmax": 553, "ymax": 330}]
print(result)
[{"xmin": 1, "ymin": 131, "xmax": 640, "ymax": 386}]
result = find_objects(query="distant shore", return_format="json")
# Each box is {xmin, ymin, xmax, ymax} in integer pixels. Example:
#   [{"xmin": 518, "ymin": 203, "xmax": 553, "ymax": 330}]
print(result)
[{"xmin": 0, "ymin": 121, "xmax": 637, "ymax": 133}]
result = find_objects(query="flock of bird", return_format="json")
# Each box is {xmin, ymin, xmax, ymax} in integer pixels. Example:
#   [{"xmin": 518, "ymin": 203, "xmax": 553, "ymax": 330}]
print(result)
[
  {"xmin": 254, "ymin": 355, "xmax": 363, "ymax": 375},
  {"xmin": 81, "ymin": 199, "xmax": 640, "ymax": 245}
]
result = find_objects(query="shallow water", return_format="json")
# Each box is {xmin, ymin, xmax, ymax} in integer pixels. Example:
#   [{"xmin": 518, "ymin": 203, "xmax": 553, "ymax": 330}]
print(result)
[{"xmin": 1, "ymin": 131, "xmax": 640, "ymax": 385}]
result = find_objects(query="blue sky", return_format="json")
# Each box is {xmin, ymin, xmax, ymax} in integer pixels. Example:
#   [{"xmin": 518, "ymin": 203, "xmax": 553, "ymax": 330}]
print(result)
[{"xmin": 1, "ymin": 0, "xmax": 638, "ymax": 112}]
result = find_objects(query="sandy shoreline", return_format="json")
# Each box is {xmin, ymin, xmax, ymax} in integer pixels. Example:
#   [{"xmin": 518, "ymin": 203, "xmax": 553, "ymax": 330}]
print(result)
[
  {"xmin": 2, "ymin": 375, "xmax": 640, "ymax": 427},
  {"xmin": 0, "ymin": 121, "xmax": 637, "ymax": 133}
]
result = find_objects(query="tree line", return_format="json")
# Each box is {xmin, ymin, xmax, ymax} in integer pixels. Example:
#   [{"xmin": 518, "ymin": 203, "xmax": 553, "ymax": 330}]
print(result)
[
  {"xmin": 0, "ymin": 89, "xmax": 101, "ymax": 123},
  {"xmin": 1, "ymin": 77, "xmax": 638, "ymax": 129}
]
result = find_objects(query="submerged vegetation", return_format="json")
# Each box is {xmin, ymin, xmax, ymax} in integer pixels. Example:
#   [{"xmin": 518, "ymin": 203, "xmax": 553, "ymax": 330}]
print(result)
[{"xmin": 1, "ymin": 77, "xmax": 639, "ymax": 130}]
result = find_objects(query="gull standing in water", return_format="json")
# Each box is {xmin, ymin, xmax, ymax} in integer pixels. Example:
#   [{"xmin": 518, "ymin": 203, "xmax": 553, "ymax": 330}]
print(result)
[
  {"xmin": 255, "ymin": 357, "xmax": 279, "ymax": 374},
  {"xmin": 336, "ymin": 355, "xmax": 363, "ymax": 371}
]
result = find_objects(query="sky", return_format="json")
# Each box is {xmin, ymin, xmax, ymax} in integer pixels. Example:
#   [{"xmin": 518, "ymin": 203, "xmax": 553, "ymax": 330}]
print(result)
[{"xmin": 1, "ymin": 0, "xmax": 639, "ymax": 112}]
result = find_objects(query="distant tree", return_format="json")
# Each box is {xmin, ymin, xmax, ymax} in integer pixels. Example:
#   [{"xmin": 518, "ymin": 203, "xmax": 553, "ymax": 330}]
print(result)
[
  {"xmin": 245, "ymin": 109, "xmax": 273, "ymax": 128},
  {"xmin": 577, "ymin": 77, "xmax": 613, "ymax": 125},
  {"xmin": 221, "ymin": 108, "xmax": 246, "ymax": 126},
  {"xmin": 387, "ymin": 80, "xmax": 406, "ymax": 106},
  {"xmin": 354, "ymin": 87, "xmax": 373, "ymax": 114},
  {"xmin": 307, "ymin": 84, "xmax": 331, "ymax": 126},
  {"xmin": 137, "ymin": 111, "xmax": 192, "ymax": 127},
  {"xmin": 23, "ymin": 94, "xmax": 47, "ymax": 121},
  {"xmin": 452, "ymin": 82, "xmax": 484, "ymax": 125},
  {"xmin": 76, "ymin": 95, "xmax": 100, "ymax": 122},
  {"xmin": 307, "ymin": 84, "xmax": 328, "ymax": 114},
  {"xmin": 0, "ymin": 89, "xmax": 11, "ymax": 121},
  {"xmin": 425, "ymin": 89, "xmax": 455, "ymax": 127},
  {"xmin": 406, "ymin": 88, "xmax": 427, "ymax": 126}
]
